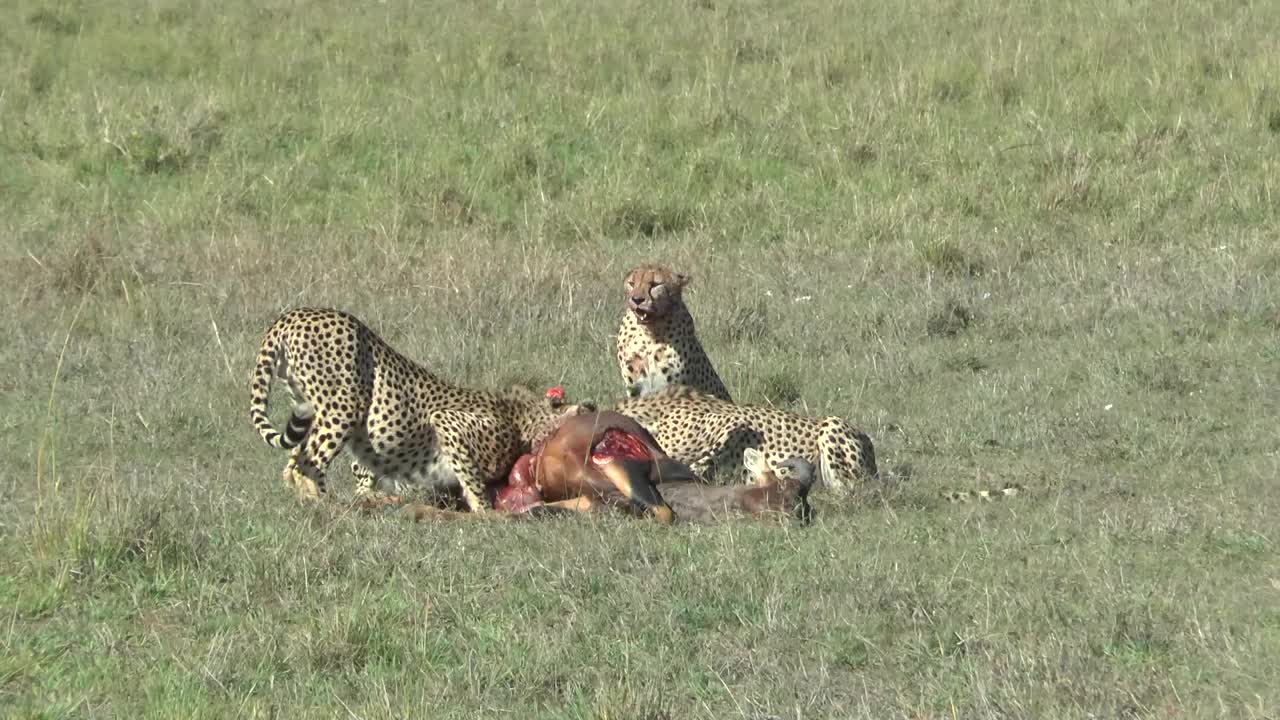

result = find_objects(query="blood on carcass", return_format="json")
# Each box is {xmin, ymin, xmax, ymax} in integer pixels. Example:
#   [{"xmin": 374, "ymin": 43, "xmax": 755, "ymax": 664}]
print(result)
[
  {"xmin": 591, "ymin": 427, "xmax": 653, "ymax": 465},
  {"xmin": 492, "ymin": 453, "xmax": 543, "ymax": 513}
]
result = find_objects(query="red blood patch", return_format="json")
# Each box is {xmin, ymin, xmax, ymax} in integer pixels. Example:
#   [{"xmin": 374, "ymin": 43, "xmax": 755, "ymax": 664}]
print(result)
[
  {"xmin": 591, "ymin": 428, "xmax": 653, "ymax": 465},
  {"xmin": 545, "ymin": 386, "xmax": 566, "ymax": 401}
]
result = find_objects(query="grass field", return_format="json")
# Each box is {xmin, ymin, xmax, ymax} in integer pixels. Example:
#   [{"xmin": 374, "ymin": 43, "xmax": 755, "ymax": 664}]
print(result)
[{"xmin": 3, "ymin": 0, "xmax": 1280, "ymax": 716}]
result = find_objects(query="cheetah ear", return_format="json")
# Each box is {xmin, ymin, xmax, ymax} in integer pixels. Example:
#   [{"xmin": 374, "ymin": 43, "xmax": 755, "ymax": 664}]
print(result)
[{"xmin": 673, "ymin": 271, "xmax": 691, "ymax": 289}]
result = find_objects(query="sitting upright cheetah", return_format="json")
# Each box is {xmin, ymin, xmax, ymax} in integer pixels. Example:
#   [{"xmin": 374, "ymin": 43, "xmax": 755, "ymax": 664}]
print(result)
[
  {"xmin": 615, "ymin": 263, "xmax": 732, "ymax": 401},
  {"xmin": 249, "ymin": 307, "xmax": 587, "ymax": 511},
  {"xmin": 612, "ymin": 384, "xmax": 877, "ymax": 491}
]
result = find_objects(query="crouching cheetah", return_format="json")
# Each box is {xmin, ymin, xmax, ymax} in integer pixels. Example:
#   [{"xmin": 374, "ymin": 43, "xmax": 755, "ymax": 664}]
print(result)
[
  {"xmin": 612, "ymin": 384, "xmax": 877, "ymax": 491},
  {"xmin": 249, "ymin": 307, "xmax": 588, "ymax": 511},
  {"xmin": 615, "ymin": 263, "xmax": 733, "ymax": 401}
]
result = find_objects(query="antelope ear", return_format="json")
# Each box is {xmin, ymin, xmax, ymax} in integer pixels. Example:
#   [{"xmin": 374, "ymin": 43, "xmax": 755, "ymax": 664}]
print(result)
[{"xmin": 742, "ymin": 447, "xmax": 770, "ymax": 483}]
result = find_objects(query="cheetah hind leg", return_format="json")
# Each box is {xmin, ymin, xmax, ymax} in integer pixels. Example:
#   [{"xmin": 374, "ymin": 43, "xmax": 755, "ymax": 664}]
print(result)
[
  {"xmin": 815, "ymin": 417, "xmax": 878, "ymax": 492},
  {"xmin": 278, "ymin": 447, "xmax": 324, "ymax": 500},
  {"xmin": 286, "ymin": 419, "xmax": 353, "ymax": 502},
  {"xmin": 283, "ymin": 461, "xmax": 324, "ymax": 500},
  {"xmin": 281, "ymin": 455, "xmax": 304, "ymax": 492}
]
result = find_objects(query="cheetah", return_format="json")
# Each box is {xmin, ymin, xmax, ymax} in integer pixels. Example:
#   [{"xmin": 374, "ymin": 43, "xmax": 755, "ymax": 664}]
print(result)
[
  {"xmin": 612, "ymin": 384, "xmax": 877, "ymax": 491},
  {"xmin": 615, "ymin": 263, "xmax": 732, "ymax": 401},
  {"xmin": 249, "ymin": 307, "xmax": 587, "ymax": 511}
]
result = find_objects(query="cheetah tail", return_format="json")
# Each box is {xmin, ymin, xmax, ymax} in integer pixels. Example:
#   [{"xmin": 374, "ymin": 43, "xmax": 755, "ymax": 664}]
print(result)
[
  {"xmin": 941, "ymin": 484, "xmax": 1026, "ymax": 503},
  {"xmin": 248, "ymin": 329, "xmax": 314, "ymax": 450}
]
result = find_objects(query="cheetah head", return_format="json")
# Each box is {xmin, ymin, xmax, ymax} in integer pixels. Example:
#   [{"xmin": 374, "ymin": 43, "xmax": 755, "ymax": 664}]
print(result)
[
  {"xmin": 623, "ymin": 263, "xmax": 690, "ymax": 325},
  {"xmin": 506, "ymin": 384, "xmax": 596, "ymax": 415},
  {"xmin": 506, "ymin": 384, "xmax": 598, "ymax": 447},
  {"xmin": 542, "ymin": 385, "xmax": 597, "ymax": 415}
]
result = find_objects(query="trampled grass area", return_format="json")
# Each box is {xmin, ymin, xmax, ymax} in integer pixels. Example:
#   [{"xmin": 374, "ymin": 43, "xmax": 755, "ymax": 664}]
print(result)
[{"xmin": 2, "ymin": 0, "xmax": 1279, "ymax": 716}]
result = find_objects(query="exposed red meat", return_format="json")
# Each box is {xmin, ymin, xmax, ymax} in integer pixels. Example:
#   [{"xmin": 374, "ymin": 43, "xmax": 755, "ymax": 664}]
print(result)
[
  {"xmin": 591, "ymin": 427, "xmax": 653, "ymax": 465},
  {"xmin": 509, "ymin": 453, "xmax": 536, "ymax": 487},
  {"xmin": 489, "ymin": 453, "xmax": 543, "ymax": 513},
  {"xmin": 492, "ymin": 481, "xmax": 544, "ymax": 513}
]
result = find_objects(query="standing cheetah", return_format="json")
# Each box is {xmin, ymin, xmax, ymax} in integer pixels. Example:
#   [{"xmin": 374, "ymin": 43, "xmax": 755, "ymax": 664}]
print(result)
[
  {"xmin": 615, "ymin": 263, "xmax": 733, "ymax": 401},
  {"xmin": 249, "ymin": 307, "xmax": 587, "ymax": 511},
  {"xmin": 612, "ymin": 384, "xmax": 877, "ymax": 491}
]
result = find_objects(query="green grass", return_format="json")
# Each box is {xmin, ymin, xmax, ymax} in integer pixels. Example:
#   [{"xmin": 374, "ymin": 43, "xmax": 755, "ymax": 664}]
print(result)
[{"xmin": 3, "ymin": 0, "xmax": 1279, "ymax": 716}]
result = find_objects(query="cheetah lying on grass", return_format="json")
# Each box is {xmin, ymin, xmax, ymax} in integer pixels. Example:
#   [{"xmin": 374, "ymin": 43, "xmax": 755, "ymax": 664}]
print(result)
[{"xmin": 612, "ymin": 384, "xmax": 877, "ymax": 491}]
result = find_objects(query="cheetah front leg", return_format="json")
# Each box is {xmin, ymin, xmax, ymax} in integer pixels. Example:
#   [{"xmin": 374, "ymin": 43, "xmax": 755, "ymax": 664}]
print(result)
[
  {"xmin": 666, "ymin": 420, "xmax": 742, "ymax": 483},
  {"xmin": 433, "ymin": 443, "xmax": 494, "ymax": 514},
  {"xmin": 622, "ymin": 354, "xmax": 647, "ymax": 397},
  {"xmin": 687, "ymin": 456, "xmax": 714, "ymax": 481},
  {"xmin": 347, "ymin": 460, "xmax": 406, "ymax": 511},
  {"xmin": 449, "ymin": 463, "xmax": 493, "ymax": 513},
  {"xmin": 702, "ymin": 425, "xmax": 764, "ymax": 484},
  {"xmin": 350, "ymin": 461, "xmax": 381, "ymax": 498}
]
